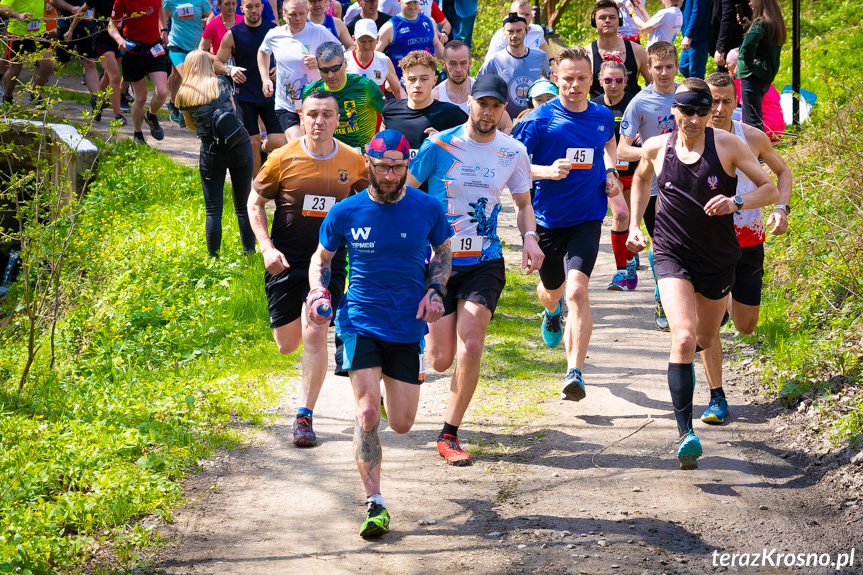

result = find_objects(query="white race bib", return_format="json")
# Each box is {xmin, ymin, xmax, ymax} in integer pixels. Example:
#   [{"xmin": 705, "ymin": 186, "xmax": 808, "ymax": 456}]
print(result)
[
  {"xmin": 176, "ymin": 3, "xmax": 195, "ymax": 19},
  {"xmin": 301, "ymin": 194, "xmax": 335, "ymax": 217},
  {"xmin": 566, "ymin": 147, "xmax": 594, "ymax": 169},
  {"xmin": 616, "ymin": 159, "xmax": 629, "ymax": 171},
  {"xmin": 418, "ymin": 353, "xmax": 425, "ymax": 382},
  {"xmin": 149, "ymin": 43, "xmax": 165, "ymax": 56},
  {"xmin": 26, "ymin": 20, "xmax": 40, "ymax": 32},
  {"xmin": 409, "ymin": 148, "xmax": 418, "ymax": 160},
  {"xmin": 452, "ymin": 235, "xmax": 482, "ymax": 258},
  {"xmin": 82, "ymin": 8, "xmax": 94, "ymax": 20}
]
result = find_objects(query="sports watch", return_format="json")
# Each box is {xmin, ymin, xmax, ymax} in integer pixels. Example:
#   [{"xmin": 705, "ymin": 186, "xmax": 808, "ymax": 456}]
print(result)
[
  {"xmin": 732, "ymin": 195, "xmax": 744, "ymax": 211},
  {"xmin": 606, "ymin": 167, "xmax": 620, "ymax": 178},
  {"xmin": 775, "ymin": 204, "xmax": 792, "ymax": 214}
]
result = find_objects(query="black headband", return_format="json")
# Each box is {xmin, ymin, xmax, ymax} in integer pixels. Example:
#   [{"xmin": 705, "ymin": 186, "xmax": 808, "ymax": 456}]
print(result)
[
  {"xmin": 673, "ymin": 89, "xmax": 713, "ymax": 108},
  {"xmin": 502, "ymin": 12, "xmax": 527, "ymax": 26}
]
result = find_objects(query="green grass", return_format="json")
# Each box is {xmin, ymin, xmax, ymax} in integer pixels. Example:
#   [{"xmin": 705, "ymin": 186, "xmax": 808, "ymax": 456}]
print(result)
[{"xmin": 0, "ymin": 142, "xmax": 297, "ymax": 573}]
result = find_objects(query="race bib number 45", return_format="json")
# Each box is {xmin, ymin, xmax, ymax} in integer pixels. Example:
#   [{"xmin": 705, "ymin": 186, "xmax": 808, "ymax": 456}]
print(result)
[
  {"xmin": 566, "ymin": 147, "xmax": 594, "ymax": 169},
  {"xmin": 453, "ymin": 235, "xmax": 482, "ymax": 258},
  {"xmin": 302, "ymin": 194, "xmax": 335, "ymax": 217}
]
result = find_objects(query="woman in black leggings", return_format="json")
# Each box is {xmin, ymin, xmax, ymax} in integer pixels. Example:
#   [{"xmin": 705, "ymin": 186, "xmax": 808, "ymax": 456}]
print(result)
[{"xmin": 176, "ymin": 49, "xmax": 255, "ymax": 257}]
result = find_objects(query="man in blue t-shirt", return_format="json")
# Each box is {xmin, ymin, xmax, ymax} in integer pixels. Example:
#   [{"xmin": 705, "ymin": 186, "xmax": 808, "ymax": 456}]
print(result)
[
  {"xmin": 408, "ymin": 73, "xmax": 542, "ymax": 467},
  {"xmin": 375, "ymin": 0, "xmax": 443, "ymax": 78},
  {"xmin": 308, "ymin": 129, "xmax": 453, "ymax": 539},
  {"xmin": 511, "ymin": 47, "xmax": 622, "ymax": 402}
]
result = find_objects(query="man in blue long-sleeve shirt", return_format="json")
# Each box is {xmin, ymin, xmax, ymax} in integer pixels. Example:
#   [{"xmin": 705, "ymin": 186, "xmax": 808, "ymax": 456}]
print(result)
[{"xmin": 678, "ymin": 0, "xmax": 710, "ymax": 78}]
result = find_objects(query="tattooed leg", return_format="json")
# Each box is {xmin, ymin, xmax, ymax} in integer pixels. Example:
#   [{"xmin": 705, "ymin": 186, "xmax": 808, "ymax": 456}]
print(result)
[{"xmin": 354, "ymin": 416, "xmax": 382, "ymax": 497}]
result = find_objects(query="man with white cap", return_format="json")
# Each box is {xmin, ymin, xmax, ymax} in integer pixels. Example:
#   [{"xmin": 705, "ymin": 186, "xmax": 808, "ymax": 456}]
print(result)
[{"xmin": 345, "ymin": 18, "xmax": 403, "ymax": 99}]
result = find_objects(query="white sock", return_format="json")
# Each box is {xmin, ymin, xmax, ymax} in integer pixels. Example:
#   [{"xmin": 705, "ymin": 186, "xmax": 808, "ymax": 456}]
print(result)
[{"xmin": 367, "ymin": 493, "xmax": 385, "ymax": 508}]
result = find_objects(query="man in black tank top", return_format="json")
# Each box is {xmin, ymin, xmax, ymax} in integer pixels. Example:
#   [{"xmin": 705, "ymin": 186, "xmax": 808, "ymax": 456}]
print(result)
[
  {"xmin": 214, "ymin": 0, "xmax": 284, "ymax": 174},
  {"xmin": 627, "ymin": 79, "xmax": 777, "ymax": 471},
  {"xmin": 587, "ymin": 0, "xmax": 652, "ymax": 99}
]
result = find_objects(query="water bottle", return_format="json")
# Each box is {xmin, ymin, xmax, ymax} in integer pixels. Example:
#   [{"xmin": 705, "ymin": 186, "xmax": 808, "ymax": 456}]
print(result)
[{"xmin": 316, "ymin": 302, "xmax": 330, "ymax": 317}]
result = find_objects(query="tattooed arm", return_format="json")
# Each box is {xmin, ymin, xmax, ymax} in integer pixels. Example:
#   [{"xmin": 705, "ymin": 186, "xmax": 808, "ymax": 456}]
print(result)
[
  {"xmin": 416, "ymin": 238, "xmax": 451, "ymax": 324},
  {"xmin": 308, "ymin": 243, "xmax": 336, "ymax": 325}
]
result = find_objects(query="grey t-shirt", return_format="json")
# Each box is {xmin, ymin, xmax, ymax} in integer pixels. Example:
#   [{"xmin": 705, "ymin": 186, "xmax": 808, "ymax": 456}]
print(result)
[
  {"xmin": 620, "ymin": 83, "xmax": 678, "ymax": 196},
  {"xmin": 479, "ymin": 48, "xmax": 551, "ymax": 119}
]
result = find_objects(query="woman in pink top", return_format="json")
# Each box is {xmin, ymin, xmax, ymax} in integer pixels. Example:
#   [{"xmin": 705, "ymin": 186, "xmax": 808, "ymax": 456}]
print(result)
[
  {"xmin": 727, "ymin": 48, "xmax": 783, "ymax": 142},
  {"xmin": 200, "ymin": 0, "xmax": 244, "ymax": 56}
]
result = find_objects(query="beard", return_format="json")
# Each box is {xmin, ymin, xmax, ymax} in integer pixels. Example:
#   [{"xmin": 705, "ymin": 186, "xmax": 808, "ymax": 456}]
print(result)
[
  {"xmin": 448, "ymin": 73, "xmax": 467, "ymax": 86},
  {"xmin": 368, "ymin": 170, "xmax": 407, "ymax": 203},
  {"xmin": 470, "ymin": 116, "xmax": 497, "ymax": 135}
]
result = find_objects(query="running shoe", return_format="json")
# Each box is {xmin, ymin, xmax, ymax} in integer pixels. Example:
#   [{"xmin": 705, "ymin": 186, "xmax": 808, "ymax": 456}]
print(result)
[
  {"xmin": 168, "ymin": 102, "xmax": 185, "ymax": 127},
  {"xmin": 145, "ymin": 111, "xmax": 164, "ymax": 140},
  {"xmin": 120, "ymin": 94, "xmax": 132, "ymax": 111},
  {"xmin": 700, "ymin": 396, "xmax": 729, "ymax": 424},
  {"xmin": 654, "ymin": 296, "xmax": 669, "ymax": 331},
  {"xmin": 437, "ymin": 434, "xmax": 471, "ymax": 466},
  {"xmin": 607, "ymin": 270, "xmax": 628, "ymax": 291},
  {"xmin": 634, "ymin": 252, "xmax": 640, "ymax": 270},
  {"xmin": 359, "ymin": 502, "xmax": 390, "ymax": 538},
  {"xmin": 562, "ymin": 367, "xmax": 586, "ymax": 401},
  {"xmin": 626, "ymin": 259, "xmax": 639, "ymax": 290},
  {"xmin": 541, "ymin": 301, "xmax": 563, "ymax": 348},
  {"xmin": 292, "ymin": 414, "xmax": 317, "ymax": 446},
  {"xmin": 380, "ymin": 396, "xmax": 387, "ymax": 420},
  {"xmin": 114, "ymin": 114, "xmax": 127, "ymax": 127},
  {"xmin": 677, "ymin": 431, "xmax": 703, "ymax": 470},
  {"xmin": 90, "ymin": 95, "xmax": 102, "ymax": 122},
  {"xmin": 132, "ymin": 133, "xmax": 148, "ymax": 146}
]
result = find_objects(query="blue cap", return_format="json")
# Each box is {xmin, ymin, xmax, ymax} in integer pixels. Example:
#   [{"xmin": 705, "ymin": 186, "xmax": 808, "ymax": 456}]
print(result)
[{"xmin": 366, "ymin": 129, "xmax": 411, "ymax": 160}]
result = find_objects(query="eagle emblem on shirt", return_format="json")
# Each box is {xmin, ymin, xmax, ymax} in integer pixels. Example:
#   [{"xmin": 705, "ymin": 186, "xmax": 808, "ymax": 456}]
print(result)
[{"xmin": 706, "ymin": 174, "xmax": 719, "ymax": 190}]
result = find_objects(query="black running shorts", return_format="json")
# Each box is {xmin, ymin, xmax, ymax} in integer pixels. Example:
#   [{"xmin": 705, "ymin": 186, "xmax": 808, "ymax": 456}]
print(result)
[
  {"xmin": 122, "ymin": 50, "xmax": 168, "ymax": 82},
  {"xmin": 334, "ymin": 333, "xmax": 425, "ymax": 384},
  {"xmin": 440, "ymin": 258, "xmax": 506, "ymax": 317},
  {"xmin": 235, "ymin": 99, "xmax": 281, "ymax": 137},
  {"xmin": 276, "ymin": 109, "xmax": 300, "ymax": 132},
  {"xmin": 653, "ymin": 255, "xmax": 736, "ymax": 301},
  {"xmin": 536, "ymin": 220, "xmax": 603, "ymax": 290},
  {"xmin": 731, "ymin": 243, "xmax": 764, "ymax": 307},
  {"xmin": 265, "ymin": 264, "xmax": 346, "ymax": 329}
]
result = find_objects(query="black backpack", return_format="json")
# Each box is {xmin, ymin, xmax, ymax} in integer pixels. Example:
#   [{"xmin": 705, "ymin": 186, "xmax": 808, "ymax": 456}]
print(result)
[{"xmin": 212, "ymin": 107, "xmax": 248, "ymax": 149}]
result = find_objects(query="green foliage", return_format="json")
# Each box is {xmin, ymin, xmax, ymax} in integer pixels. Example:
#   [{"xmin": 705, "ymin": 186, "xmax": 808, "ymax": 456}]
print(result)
[{"xmin": 0, "ymin": 143, "xmax": 295, "ymax": 573}]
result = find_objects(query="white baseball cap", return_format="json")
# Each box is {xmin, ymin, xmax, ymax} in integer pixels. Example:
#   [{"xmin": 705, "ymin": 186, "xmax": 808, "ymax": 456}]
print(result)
[{"xmin": 354, "ymin": 18, "xmax": 379, "ymax": 39}]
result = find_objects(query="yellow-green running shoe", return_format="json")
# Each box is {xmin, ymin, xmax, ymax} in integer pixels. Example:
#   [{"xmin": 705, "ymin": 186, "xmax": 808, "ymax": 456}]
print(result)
[{"xmin": 360, "ymin": 502, "xmax": 390, "ymax": 538}]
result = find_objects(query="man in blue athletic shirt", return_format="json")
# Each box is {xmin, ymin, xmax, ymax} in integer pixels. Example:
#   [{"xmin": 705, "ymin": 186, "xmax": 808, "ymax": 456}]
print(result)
[
  {"xmin": 375, "ymin": 0, "xmax": 443, "ymax": 79},
  {"xmin": 408, "ymin": 73, "xmax": 543, "ymax": 466},
  {"xmin": 511, "ymin": 46, "xmax": 622, "ymax": 402},
  {"xmin": 308, "ymin": 129, "xmax": 453, "ymax": 538}
]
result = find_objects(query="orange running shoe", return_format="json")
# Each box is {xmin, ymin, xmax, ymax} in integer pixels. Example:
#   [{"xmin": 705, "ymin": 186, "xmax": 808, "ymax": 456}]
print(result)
[{"xmin": 437, "ymin": 434, "xmax": 471, "ymax": 466}]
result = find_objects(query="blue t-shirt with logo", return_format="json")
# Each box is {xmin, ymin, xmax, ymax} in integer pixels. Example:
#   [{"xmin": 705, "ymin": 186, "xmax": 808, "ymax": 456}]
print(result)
[
  {"xmin": 478, "ymin": 48, "xmax": 551, "ymax": 119},
  {"xmin": 164, "ymin": 0, "xmax": 212, "ymax": 51},
  {"xmin": 386, "ymin": 13, "xmax": 436, "ymax": 79},
  {"xmin": 320, "ymin": 186, "xmax": 453, "ymax": 343},
  {"xmin": 511, "ymin": 98, "xmax": 615, "ymax": 229}
]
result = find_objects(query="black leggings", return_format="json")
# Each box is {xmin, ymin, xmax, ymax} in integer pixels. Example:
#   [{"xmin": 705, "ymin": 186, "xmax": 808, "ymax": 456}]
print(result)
[{"xmin": 199, "ymin": 137, "xmax": 256, "ymax": 256}]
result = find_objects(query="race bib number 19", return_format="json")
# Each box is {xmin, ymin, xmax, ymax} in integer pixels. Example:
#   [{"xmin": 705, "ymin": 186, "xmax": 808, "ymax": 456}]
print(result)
[
  {"xmin": 302, "ymin": 194, "xmax": 335, "ymax": 217},
  {"xmin": 150, "ymin": 43, "xmax": 165, "ymax": 56},
  {"xmin": 566, "ymin": 147, "xmax": 594, "ymax": 169},
  {"xmin": 176, "ymin": 3, "xmax": 195, "ymax": 19},
  {"xmin": 453, "ymin": 235, "xmax": 482, "ymax": 258}
]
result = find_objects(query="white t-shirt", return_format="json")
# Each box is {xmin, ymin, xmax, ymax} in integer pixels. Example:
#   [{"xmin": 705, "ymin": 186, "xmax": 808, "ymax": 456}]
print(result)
[
  {"xmin": 482, "ymin": 24, "xmax": 546, "ymax": 68},
  {"xmin": 438, "ymin": 77, "xmax": 474, "ymax": 115},
  {"xmin": 345, "ymin": 49, "xmax": 389, "ymax": 90},
  {"xmin": 260, "ymin": 22, "xmax": 340, "ymax": 112},
  {"xmin": 344, "ymin": 0, "xmax": 399, "ymax": 21},
  {"xmin": 645, "ymin": 6, "xmax": 682, "ymax": 46}
]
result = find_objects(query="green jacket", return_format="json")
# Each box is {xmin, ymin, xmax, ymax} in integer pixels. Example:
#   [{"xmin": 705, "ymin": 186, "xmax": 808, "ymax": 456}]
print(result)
[{"xmin": 737, "ymin": 18, "xmax": 782, "ymax": 83}]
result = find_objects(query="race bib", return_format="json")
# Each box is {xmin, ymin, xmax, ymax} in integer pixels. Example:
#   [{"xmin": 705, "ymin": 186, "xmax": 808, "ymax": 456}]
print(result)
[
  {"xmin": 418, "ymin": 353, "xmax": 425, "ymax": 382},
  {"xmin": 82, "ymin": 8, "xmax": 94, "ymax": 20},
  {"xmin": 149, "ymin": 43, "xmax": 165, "ymax": 56},
  {"xmin": 176, "ymin": 3, "xmax": 195, "ymax": 19},
  {"xmin": 26, "ymin": 20, "xmax": 40, "ymax": 32},
  {"xmin": 453, "ymin": 235, "xmax": 482, "ymax": 258},
  {"xmin": 616, "ymin": 159, "xmax": 629, "ymax": 171},
  {"xmin": 301, "ymin": 194, "xmax": 335, "ymax": 217},
  {"xmin": 409, "ymin": 148, "xmax": 418, "ymax": 160},
  {"xmin": 566, "ymin": 147, "xmax": 594, "ymax": 169}
]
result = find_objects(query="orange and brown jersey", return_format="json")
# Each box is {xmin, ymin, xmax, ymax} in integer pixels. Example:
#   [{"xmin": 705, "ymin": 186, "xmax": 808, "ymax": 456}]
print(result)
[{"xmin": 254, "ymin": 138, "xmax": 369, "ymax": 266}]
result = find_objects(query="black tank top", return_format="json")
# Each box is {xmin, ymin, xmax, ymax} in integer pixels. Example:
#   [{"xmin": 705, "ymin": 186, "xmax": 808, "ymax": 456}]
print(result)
[
  {"xmin": 232, "ymin": 20, "xmax": 276, "ymax": 105},
  {"xmin": 589, "ymin": 39, "xmax": 641, "ymax": 99},
  {"xmin": 654, "ymin": 128, "xmax": 741, "ymax": 275}
]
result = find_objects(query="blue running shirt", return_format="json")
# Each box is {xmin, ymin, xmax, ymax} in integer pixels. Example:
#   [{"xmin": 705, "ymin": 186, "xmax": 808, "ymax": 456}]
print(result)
[
  {"xmin": 386, "ymin": 13, "xmax": 436, "ymax": 78},
  {"xmin": 320, "ymin": 187, "xmax": 453, "ymax": 343},
  {"xmin": 511, "ymin": 98, "xmax": 616, "ymax": 229},
  {"xmin": 411, "ymin": 125, "xmax": 531, "ymax": 266}
]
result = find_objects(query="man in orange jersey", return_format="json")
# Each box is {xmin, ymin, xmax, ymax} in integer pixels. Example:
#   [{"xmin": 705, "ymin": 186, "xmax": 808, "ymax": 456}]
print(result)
[{"xmin": 248, "ymin": 90, "xmax": 369, "ymax": 447}]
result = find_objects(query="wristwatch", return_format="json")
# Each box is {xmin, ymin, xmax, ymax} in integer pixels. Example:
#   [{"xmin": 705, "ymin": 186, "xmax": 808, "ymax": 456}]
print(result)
[
  {"xmin": 775, "ymin": 203, "xmax": 792, "ymax": 214},
  {"xmin": 524, "ymin": 230, "xmax": 538, "ymax": 240},
  {"xmin": 428, "ymin": 283, "xmax": 447, "ymax": 298},
  {"xmin": 732, "ymin": 195, "xmax": 744, "ymax": 211},
  {"xmin": 606, "ymin": 167, "xmax": 620, "ymax": 178},
  {"xmin": 225, "ymin": 65, "xmax": 233, "ymax": 76}
]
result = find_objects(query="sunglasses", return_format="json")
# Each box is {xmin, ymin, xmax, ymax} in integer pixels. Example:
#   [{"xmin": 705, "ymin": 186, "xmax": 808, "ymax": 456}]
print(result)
[
  {"xmin": 601, "ymin": 77, "xmax": 625, "ymax": 85},
  {"xmin": 675, "ymin": 105, "xmax": 712, "ymax": 117},
  {"xmin": 318, "ymin": 60, "xmax": 344, "ymax": 74}
]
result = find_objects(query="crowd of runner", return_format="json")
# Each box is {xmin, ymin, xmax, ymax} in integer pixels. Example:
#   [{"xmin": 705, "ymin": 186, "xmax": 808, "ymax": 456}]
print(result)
[{"xmin": 0, "ymin": 0, "xmax": 793, "ymax": 538}]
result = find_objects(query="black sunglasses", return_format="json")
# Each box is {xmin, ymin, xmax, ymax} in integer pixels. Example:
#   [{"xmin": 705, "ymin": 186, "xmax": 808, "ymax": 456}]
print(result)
[
  {"xmin": 318, "ymin": 60, "xmax": 344, "ymax": 74},
  {"xmin": 675, "ymin": 105, "xmax": 712, "ymax": 117}
]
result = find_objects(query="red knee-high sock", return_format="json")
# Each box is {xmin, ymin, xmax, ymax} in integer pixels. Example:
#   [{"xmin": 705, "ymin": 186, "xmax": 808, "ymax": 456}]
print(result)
[{"xmin": 610, "ymin": 230, "xmax": 633, "ymax": 270}]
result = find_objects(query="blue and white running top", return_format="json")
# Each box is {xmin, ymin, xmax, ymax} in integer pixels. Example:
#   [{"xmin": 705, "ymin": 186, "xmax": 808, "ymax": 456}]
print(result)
[{"xmin": 411, "ymin": 125, "xmax": 532, "ymax": 266}]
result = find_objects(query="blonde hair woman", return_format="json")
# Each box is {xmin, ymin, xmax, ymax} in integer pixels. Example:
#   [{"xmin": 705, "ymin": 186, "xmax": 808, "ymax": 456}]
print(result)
[{"xmin": 176, "ymin": 49, "xmax": 256, "ymax": 257}]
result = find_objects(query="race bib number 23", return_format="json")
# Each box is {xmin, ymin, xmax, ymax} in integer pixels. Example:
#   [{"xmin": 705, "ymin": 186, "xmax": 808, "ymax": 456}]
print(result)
[{"xmin": 302, "ymin": 194, "xmax": 335, "ymax": 217}]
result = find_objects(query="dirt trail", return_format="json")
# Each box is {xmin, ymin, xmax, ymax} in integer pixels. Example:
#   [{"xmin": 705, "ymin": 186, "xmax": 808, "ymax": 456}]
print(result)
[{"xmin": 152, "ymin": 196, "xmax": 859, "ymax": 575}]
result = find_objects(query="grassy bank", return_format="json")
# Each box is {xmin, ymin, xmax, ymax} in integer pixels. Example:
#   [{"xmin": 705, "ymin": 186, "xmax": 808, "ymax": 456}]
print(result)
[{"xmin": 0, "ymin": 143, "xmax": 295, "ymax": 573}]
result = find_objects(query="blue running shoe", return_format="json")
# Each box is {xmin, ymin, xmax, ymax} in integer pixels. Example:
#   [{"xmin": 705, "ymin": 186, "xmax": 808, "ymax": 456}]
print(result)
[
  {"xmin": 607, "ymin": 270, "xmax": 628, "ymax": 291},
  {"xmin": 626, "ymin": 259, "xmax": 639, "ymax": 290},
  {"xmin": 562, "ymin": 367, "xmax": 586, "ymax": 401},
  {"xmin": 541, "ymin": 301, "xmax": 563, "ymax": 348},
  {"xmin": 700, "ymin": 396, "xmax": 729, "ymax": 424},
  {"xmin": 634, "ymin": 252, "xmax": 640, "ymax": 270},
  {"xmin": 677, "ymin": 431, "xmax": 703, "ymax": 470},
  {"xmin": 120, "ymin": 94, "xmax": 132, "ymax": 111}
]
